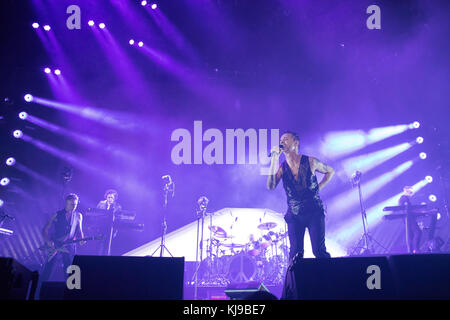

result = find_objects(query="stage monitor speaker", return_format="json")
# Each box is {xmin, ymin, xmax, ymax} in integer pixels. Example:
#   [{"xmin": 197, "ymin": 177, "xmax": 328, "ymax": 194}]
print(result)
[
  {"xmin": 63, "ymin": 255, "xmax": 184, "ymax": 300},
  {"xmin": 282, "ymin": 256, "xmax": 395, "ymax": 300},
  {"xmin": 0, "ymin": 258, "xmax": 38, "ymax": 300},
  {"xmin": 225, "ymin": 282, "xmax": 278, "ymax": 300},
  {"xmin": 388, "ymin": 254, "xmax": 450, "ymax": 299}
]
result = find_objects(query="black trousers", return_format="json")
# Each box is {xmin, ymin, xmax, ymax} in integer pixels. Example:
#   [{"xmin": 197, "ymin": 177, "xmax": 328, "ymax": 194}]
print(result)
[
  {"xmin": 285, "ymin": 212, "xmax": 331, "ymax": 260},
  {"xmin": 406, "ymin": 216, "xmax": 422, "ymax": 253}
]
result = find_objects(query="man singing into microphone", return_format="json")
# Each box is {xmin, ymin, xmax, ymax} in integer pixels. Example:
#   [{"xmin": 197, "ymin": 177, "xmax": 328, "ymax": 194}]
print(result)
[{"xmin": 267, "ymin": 131, "xmax": 334, "ymax": 260}]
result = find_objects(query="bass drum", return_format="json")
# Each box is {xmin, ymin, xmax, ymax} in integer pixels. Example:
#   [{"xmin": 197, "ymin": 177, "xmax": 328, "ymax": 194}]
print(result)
[{"xmin": 227, "ymin": 253, "xmax": 258, "ymax": 283}]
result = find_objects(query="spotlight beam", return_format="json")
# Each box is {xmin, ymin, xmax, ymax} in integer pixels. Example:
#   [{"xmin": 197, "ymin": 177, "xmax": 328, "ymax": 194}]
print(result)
[
  {"xmin": 330, "ymin": 178, "xmax": 431, "ymax": 245},
  {"xmin": 341, "ymin": 142, "xmax": 413, "ymax": 177},
  {"xmin": 321, "ymin": 125, "xmax": 410, "ymax": 159},
  {"xmin": 327, "ymin": 160, "xmax": 414, "ymax": 218}
]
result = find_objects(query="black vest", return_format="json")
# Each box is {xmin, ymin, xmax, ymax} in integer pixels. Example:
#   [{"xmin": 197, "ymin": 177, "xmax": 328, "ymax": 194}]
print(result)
[
  {"xmin": 281, "ymin": 155, "xmax": 324, "ymax": 216},
  {"xmin": 51, "ymin": 210, "xmax": 75, "ymax": 244}
]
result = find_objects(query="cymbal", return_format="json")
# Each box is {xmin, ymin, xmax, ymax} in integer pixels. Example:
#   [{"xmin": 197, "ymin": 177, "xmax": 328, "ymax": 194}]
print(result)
[
  {"xmin": 220, "ymin": 242, "xmax": 246, "ymax": 248},
  {"xmin": 208, "ymin": 225, "xmax": 228, "ymax": 238},
  {"xmin": 257, "ymin": 222, "xmax": 277, "ymax": 230}
]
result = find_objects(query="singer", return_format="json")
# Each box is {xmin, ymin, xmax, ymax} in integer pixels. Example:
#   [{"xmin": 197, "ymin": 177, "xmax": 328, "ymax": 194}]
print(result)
[{"xmin": 267, "ymin": 131, "xmax": 334, "ymax": 260}]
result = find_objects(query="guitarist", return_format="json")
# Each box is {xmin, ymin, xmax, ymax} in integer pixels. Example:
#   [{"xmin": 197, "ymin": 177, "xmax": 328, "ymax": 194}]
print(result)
[{"xmin": 40, "ymin": 193, "xmax": 85, "ymax": 283}]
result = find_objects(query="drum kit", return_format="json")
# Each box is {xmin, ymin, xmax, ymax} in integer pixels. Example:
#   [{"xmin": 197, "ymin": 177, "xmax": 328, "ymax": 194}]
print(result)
[{"xmin": 197, "ymin": 221, "xmax": 289, "ymax": 286}]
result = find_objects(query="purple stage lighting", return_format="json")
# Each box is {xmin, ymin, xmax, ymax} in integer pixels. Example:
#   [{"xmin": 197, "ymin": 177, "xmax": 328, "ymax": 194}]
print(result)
[
  {"xmin": 138, "ymin": 41, "xmax": 144, "ymax": 47},
  {"xmin": 88, "ymin": 20, "xmax": 95, "ymax": 27},
  {"xmin": 6, "ymin": 157, "xmax": 16, "ymax": 166},
  {"xmin": 428, "ymin": 195, "xmax": 437, "ymax": 202},
  {"xmin": 44, "ymin": 67, "xmax": 51, "ymax": 74},
  {"xmin": 13, "ymin": 130, "xmax": 23, "ymax": 139},
  {"xmin": 419, "ymin": 152, "xmax": 427, "ymax": 160},
  {"xmin": 425, "ymin": 176, "xmax": 433, "ymax": 183},
  {"xmin": 416, "ymin": 136, "xmax": 424, "ymax": 144},
  {"xmin": 151, "ymin": 3, "xmax": 158, "ymax": 9},
  {"xmin": 54, "ymin": 69, "xmax": 61, "ymax": 75},
  {"xmin": 24, "ymin": 94, "xmax": 33, "ymax": 102},
  {"xmin": 99, "ymin": 23, "xmax": 106, "ymax": 29},
  {"xmin": 19, "ymin": 112, "xmax": 28, "ymax": 120},
  {"xmin": 129, "ymin": 39, "xmax": 135, "ymax": 45},
  {"xmin": 43, "ymin": 25, "xmax": 51, "ymax": 31},
  {"xmin": 32, "ymin": 23, "xmax": 39, "ymax": 29},
  {"xmin": 141, "ymin": 0, "xmax": 148, "ymax": 6},
  {"xmin": 0, "ymin": 178, "xmax": 10, "ymax": 187}
]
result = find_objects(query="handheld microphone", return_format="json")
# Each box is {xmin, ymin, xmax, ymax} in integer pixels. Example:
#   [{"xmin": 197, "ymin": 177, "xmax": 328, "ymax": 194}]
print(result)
[{"xmin": 268, "ymin": 145, "xmax": 284, "ymax": 157}]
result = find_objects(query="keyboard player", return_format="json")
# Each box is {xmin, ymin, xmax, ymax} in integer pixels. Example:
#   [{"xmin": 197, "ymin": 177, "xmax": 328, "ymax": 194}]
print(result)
[
  {"xmin": 96, "ymin": 189, "xmax": 122, "ymax": 255},
  {"xmin": 398, "ymin": 186, "xmax": 422, "ymax": 253}
]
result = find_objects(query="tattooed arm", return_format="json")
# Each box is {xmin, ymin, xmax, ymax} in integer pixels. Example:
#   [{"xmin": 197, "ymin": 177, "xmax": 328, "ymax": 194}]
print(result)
[{"xmin": 310, "ymin": 157, "xmax": 335, "ymax": 191}]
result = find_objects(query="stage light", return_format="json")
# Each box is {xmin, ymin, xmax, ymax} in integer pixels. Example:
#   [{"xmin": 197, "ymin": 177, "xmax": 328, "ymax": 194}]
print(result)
[
  {"xmin": 429, "ymin": 194, "xmax": 437, "ymax": 202},
  {"xmin": 24, "ymin": 94, "xmax": 33, "ymax": 102},
  {"xmin": 425, "ymin": 176, "xmax": 433, "ymax": 183},
  {"xmin": 151, "ymin": 3, "xmax": 158, "ymax": 9},
  {"xmin": 138, "ymin": 41, "xmax": 144, "ymax": 47},
  {"xmin": 0, "ymin": 199, "xmax": 3, "ymax": 207},
  {"xmin": 6, "ymin": 157, "xmax": 16, "ymax": 166},
  {"xmin": 129, "ymin": 39, "xmax": 135, "ymax": 45},
  {"xmin": 54, "ymin": 69, "xmax": 61, "ymax": 75},
  {"xmin": 32, "ymin": 23, "xmax": 39, "ymax": 29},
  {"xmin": 410, "ymin": 121, "xmax": 420, "ymax": 129},
  {"xmin": 141, "ymin": 0, "xmax": 148, "ymax": 6},
  {"xmin": 13, "ymin": 130, "xmax": 23, "ymax": 139},
  {"xmin": 0, "ymin": 178, "xmax": 10, "ymax": 187},
  {"xmin": 437, "ymin": 212, "xmax": 441, "ymax": 220},
  {"xmin": 19, "ymin": 112, "xmax": 28, "ymax": 120},
  {"xmin": 99, "ymin": 23, "xmax": 106, "ymax": 29},
  {"xmin": 419, "ymin": 152, "xmax": 427, "ymax": 160},
  {"xmin": 44, "ymin": 67, "xmax": 51, "ymax": 74},
  {"xmin": 416, "ymin": 137, "xmax": 424, "ymax": 144},
  {"xmin": 43, "ymin": 25, "xmax": 51, "ymax": 31},
  {"xmin": 88, "ymin": 20, "xmax": 95, "ymax": 27}
]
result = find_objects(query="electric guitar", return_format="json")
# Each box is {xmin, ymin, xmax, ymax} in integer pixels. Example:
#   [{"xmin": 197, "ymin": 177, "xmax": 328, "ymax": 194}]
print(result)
[{"xmin": 40, "ymin": 235, "xmax": 104, "ymax": 261}]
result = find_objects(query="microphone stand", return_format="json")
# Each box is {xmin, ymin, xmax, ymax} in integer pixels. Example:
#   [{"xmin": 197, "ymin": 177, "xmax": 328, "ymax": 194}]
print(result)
[
  {"xmin": 151, "ymin": 177, "xmax": 174, "ymax": 257},
  {"xmin": 193, "ymin": 196, "xmax": 209, "ymax": 300},
  {"xmin": 349, "ymin": 171, "xmax": 386, "ymax": 255}
]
